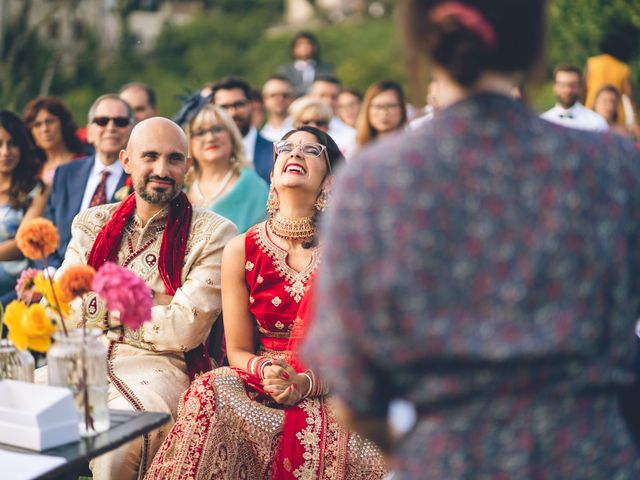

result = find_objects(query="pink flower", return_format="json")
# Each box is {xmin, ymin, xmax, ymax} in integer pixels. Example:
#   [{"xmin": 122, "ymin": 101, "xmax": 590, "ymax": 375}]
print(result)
[
  {"xmin": 15, "ymin": 268, "xmax": 43, "ymax": 303},
  {"xmin": 91, "ymin": 262, "xmax": 153, "ymax": 330}
]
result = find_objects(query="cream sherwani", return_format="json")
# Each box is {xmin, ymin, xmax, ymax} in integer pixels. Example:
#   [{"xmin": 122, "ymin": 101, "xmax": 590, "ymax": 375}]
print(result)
[{"xmin": 61, "ymin": 202, "xmax": 237, "ymax": 480}]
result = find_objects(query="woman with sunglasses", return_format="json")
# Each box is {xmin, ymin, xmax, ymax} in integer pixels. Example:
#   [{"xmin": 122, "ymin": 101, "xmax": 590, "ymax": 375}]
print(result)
[
  {"xmin": 146, "ymin": 126, "xmax": 386, "ymax": 479},
  {"xmin": 23, "ymin": 97, "xmax": 86, "ymax": 185},
  {"xmin": 186, "ymin": 104, "xmax": 268, "ymax": 233},
  {"xmin": 0, "ymin": 111, "xmax": 48, "ymax": 298},
  {"xmin": 356, "ymin": 80, "xmax": 407, "ymax": 147}
]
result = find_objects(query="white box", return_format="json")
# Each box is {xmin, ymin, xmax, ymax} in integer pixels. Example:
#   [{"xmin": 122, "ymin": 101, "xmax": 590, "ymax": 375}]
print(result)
[{"xmin": 0, "ymin": 380, "xmax": 80, "ymax": 451}]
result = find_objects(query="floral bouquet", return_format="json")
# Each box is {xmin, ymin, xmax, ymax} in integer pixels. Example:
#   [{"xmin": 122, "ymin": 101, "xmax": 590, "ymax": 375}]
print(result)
[{"xmin": 1, "ymin": 218, "xmax": 153, "ymax": 435}]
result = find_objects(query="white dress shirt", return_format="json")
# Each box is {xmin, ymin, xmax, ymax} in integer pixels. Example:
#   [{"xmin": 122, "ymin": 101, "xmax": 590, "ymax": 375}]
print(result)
[
  {"xmin": 328, "ymin": 117, "xmax": 357, "ymax": 160},
  {"xmin": 242, "ymin": 126, "xmax": 258, "ymax": 164},
  {"xmin": 540, "ymin": 102, "xmax": 609, "ymax": 132},
  {"xmin": 79, "ymin": 155, "xmax": 125, "ymax": 212},
  {"xmin": 261, "ymin": 118, "xmax": 293, "ymax": 142}
]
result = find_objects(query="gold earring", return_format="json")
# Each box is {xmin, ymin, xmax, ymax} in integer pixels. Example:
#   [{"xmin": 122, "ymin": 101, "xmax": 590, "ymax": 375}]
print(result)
[
  {"xmin": 267, "ymin": 184, "xmax": 280, "ymax": 216},
  {"xmin": 314, "ymin": 187, "xmax": 329, "ymax": 212}
]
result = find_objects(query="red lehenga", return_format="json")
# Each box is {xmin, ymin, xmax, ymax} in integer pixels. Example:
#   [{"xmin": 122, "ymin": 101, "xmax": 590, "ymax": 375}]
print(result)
[{"xmin": 145, "ymin": 222, "xmax": 386, "ymax": 480}]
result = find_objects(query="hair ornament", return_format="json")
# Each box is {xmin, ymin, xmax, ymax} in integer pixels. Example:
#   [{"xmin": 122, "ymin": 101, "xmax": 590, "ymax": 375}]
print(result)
[{"xmin": 430, "ymin": 1, "xmax": 496, "ymax": 50}]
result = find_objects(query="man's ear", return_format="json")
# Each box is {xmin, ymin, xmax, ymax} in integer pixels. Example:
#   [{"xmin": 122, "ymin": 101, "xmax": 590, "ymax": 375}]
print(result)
[
  {"xmin": 185, "ymin": 155, "xmax": 193, "ymax": 172},
  {"xmin": 120, "ymin": 149, "xmax": 131, "ymax": 174}
]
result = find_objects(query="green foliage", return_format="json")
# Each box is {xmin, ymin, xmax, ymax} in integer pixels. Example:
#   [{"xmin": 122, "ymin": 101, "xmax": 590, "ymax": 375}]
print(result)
[{"xmin": 3, "ymin": 0, "xmax": 639, "ymax": 123}]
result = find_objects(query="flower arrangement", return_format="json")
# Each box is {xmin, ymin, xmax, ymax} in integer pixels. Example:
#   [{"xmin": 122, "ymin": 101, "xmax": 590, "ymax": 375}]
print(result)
[
  {"xmin": 1, "ymin": 218, "xmax": 154, "ymax": 435},
  {"xmin": 114, "ymin": 175, "xmax": 133, "ymax": 202}
]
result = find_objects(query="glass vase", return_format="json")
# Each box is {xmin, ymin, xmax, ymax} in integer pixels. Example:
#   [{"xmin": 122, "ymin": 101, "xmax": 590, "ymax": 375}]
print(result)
[
  {"xmin": 0, "ymin": 338, "xmax": 34, "ymax": 381},
  {"xmin": 47, "ymin": 328, "xmax": 110, "ymax": 436}
]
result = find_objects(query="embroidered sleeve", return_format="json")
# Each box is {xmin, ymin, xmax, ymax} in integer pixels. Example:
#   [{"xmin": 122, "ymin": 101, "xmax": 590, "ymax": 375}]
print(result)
[{"xmin": 138, "ymin": 214, "xmax": 237, "ymax": 351}]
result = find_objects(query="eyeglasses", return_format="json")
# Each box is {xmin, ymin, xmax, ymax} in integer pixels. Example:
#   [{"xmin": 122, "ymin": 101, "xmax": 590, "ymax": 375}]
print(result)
[
  {"xmin": 217, "ymin": 100, "xmax": 249, "ymax": 111},
  {"xmin": 274, "ymin": 140, "xmax": 327, "ymax": 158},
  {"xmin": 92, "ymin": 116, "xmax": 131, "ymax": 127},
  {"xmin": 191, "ymin": 125, "xmax": 226, "ymax": 138},
  {"xmin": 370, "ymin": 103, "xmax": 400, "ymax": 113},
  {"xmin": 30, "ymin": 117, "xmax": 58, "ymax": 129},
  {"xmin": 300, "ymin": 119, "xmax": 329, "ymax": 129}
]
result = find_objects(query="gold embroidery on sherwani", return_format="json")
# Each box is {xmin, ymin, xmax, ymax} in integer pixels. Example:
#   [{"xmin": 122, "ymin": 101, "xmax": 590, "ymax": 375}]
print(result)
[
  {"xmin": 60, "ymin": 203, "xmax": 236, "ymax": 480},
  {"xmin": 255, "ymin": 222, "xmax": 318, "ymax": 303}
]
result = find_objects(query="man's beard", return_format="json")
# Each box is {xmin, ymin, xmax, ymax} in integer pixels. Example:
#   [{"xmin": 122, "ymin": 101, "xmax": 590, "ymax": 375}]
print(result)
[
  {"xmin": 234, "ymin": 114, "xmax": 251, "ymax": 136},
  {"xmin": 558, "ymin": 94, "xmax": 578, "ymax": 109},
  {"xmin": 135, "ymin": 176, "xmax": 179, "ymax": 205}
]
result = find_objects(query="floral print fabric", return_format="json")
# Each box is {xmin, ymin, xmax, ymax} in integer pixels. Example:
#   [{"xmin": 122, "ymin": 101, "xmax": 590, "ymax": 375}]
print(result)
[{"xmin": 302, "ymin": 94, "xmax": 640, "ymax": 478}]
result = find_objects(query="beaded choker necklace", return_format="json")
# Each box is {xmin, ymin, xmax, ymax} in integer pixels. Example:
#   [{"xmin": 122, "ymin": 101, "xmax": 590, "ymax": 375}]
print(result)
[{"xmin": 269, "ymin": 213, "xmax": 316, "ymax": 240}]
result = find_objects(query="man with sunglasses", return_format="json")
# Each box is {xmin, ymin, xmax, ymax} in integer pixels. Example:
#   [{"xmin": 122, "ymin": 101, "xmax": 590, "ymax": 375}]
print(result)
[
  {"xmin": 210, "ymin": 77, "xmax": 273, "ymax": 183},
  {"xmin": 44, "ymin": 94, "xmax": 133, "ymax": 267}
]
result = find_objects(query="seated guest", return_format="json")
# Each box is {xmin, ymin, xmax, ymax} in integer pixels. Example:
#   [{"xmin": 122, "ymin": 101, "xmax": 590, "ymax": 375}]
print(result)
[
  {"xmin": 309, "ymin": 76, "xmax": 357, "ymax": 158},
  {"xmin": 119, "ymin": 82, "xmax": 160, "ymax": 123},
  {"xmin": 336, "ymin": 87, "xmax": 363, "ymax": 128},
  {"xmin": 277, "ymin": 31, "xmax": 334, "ymax": 97},
  {"xmin": 356, "ymin": 80, "xmax": 408, "ymax": 147},
  {"xmin": 44, "ymin": 94, "xmax": 132, "ymax": 268},
  {"xmin": 0, "ymin": 111, "xmax": 48, "ymax": 297},
  {"xmin": 145, "ymin": 127, "xmax": 386, "ymax": 479},
  {"xmin": 260, "ymin": 75, "xmax": 294, "ymax": 142},
  {"xmin": 186, "ymin": 104, "xmax": 268, "ymax": 233},
  {"xmin": 58, "ymin": 117, "xmax": 236, "ymax": 479},
  {"xmin": 23, "ymin": 97, "xmax": 86, "ymax": 185},
  {"xmin": 210, "ymin": 77, "xmax": 273, "ymax": 184},
  {"xmin": 592, "ymin": 84, "xmax": 639, "ymax": 138},
  {"xmin": 541, "ymin": 64, "xmax": 609, "ymax": 132},
  {"xmin": 289, "ymin": 96, "xmax": 332, "ymax": 132}
]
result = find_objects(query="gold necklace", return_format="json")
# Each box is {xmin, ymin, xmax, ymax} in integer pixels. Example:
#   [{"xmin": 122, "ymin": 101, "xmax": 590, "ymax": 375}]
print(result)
[{"xmin": 269, "ymin": 213, "xmax": 316, "ymax": 240}]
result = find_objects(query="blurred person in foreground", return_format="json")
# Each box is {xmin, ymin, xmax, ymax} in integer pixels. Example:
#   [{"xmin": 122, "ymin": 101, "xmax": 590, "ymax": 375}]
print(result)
[
  {"xmin": 302, "ymin": 0, "xmax": 640, "ymax": 478},
  {"xmin": 23, "ymin": 96, "xmax": 86, "ymax": 185},
  {"xmin": 356, "ymin": 80, "xmax": 408, "ymax": 147}
]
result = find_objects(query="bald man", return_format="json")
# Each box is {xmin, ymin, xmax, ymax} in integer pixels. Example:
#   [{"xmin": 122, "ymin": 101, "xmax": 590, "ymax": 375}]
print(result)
[{"xmin": 60, "ymin": 117, "xmax": 237, "ymax": 480}]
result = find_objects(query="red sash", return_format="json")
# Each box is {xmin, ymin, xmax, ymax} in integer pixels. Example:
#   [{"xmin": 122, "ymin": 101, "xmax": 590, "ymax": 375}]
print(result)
[{"xmin": 87, "ymin": 192, "xmax": 211, "ymax": 380}]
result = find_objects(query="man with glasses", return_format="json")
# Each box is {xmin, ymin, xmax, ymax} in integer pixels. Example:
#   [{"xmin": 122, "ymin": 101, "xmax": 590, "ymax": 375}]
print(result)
[
  {"xmin": 210, "ymin": 77, "xmax": 273, "ymax": 183},
  {"xmin": 260, "ymin": 74, "xmax": 294, "ymax": 142},
  {"xmin": 44, "ymin": 94, "xmax": 133, "ymax": 267}
]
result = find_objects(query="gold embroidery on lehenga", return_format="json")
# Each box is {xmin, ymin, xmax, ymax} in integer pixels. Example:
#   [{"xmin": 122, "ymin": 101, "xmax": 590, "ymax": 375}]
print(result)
[{"xmin": 254, "ymin": 222, "xmax": 318, "ymax": 303}]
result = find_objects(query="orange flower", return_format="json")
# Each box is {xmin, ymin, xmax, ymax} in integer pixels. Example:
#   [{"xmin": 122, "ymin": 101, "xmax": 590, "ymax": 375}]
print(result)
[
  {"xmin": 16, "ymin": 218, "xmax": 59, "ymax": 260},
  {"xmin": 59, "ymin": 265, "xmax": 96, "ymax": 299}
]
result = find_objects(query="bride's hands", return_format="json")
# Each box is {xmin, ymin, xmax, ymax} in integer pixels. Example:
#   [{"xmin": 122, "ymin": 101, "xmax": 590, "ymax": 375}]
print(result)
[{"xmin": 262, "ymin": 360, "xmax": 310, "ymax": 406}]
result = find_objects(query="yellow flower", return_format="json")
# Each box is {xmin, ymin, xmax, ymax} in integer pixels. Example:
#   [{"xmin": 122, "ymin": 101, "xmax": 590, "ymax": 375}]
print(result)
[
  {"xmin": 4, "ymin": 301, "xmax": 56, "ymax": 352},
  {"xmin": 34, "ymin": 273, "xmax": 72, "ymax": 318},
  {"xmin": 4, "ymin": 301, "xmax": 29, "ymax": 350}
]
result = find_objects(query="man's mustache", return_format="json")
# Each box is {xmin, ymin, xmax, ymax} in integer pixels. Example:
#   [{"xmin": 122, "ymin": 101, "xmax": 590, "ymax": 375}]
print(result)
[{"xmin": 144, "ymin": 176, "xmax": 176, "ymax": 186}]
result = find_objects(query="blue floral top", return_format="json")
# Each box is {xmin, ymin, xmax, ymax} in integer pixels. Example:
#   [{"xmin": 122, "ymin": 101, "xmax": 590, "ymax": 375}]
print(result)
[{"xmin": 302, "ymin": 94, "xmax": 640, "ymax": 478}]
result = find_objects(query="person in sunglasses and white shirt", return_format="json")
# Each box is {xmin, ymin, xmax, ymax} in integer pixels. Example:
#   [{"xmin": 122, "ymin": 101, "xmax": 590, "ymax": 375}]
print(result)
[{"xmin": 44, "ymin": 94, "xmax": 133, "ymax": 267}]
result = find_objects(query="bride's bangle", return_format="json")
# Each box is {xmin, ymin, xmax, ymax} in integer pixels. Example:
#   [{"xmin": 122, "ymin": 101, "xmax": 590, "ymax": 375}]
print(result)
[
  {"xmin": 258, "ymin": 358, "xmax": 273, "ymax": 379},
  {"xmin": 299, "ymin": 372, "xmax": 314, "ymax": 398}
]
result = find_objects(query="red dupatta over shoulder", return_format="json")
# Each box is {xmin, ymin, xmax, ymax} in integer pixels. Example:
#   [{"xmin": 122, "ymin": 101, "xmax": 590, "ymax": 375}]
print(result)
[{"xmin": 87, "ymin": 192, "xmax": 212, "ymax": 380}]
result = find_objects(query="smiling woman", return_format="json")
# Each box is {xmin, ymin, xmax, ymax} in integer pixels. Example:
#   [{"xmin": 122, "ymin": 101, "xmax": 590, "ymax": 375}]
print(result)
[
  {"xmin": 146, "ymin": 127, "xmax": 387, "ymax": 480},
  {"xmin": 0, "ymin": 111, "xmax": 48, "ymax": 299},
  {"xmin": 23, "ymin": 97, "xmax": 86, "ymax": 185},
  {"xmin": 185, "ymin": 104, "xmax": 268, "ymax": 233}
]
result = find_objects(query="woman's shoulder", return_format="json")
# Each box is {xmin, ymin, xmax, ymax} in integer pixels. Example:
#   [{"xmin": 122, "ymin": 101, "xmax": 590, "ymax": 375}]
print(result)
[{"xmin": 239, "ymin": 168, "xmax": 269, "ymax": 188}]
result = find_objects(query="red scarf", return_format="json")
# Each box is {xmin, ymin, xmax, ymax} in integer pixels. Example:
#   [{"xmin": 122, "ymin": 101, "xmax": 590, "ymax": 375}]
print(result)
[{"xmin": 88, "ymin": 192, "xmax": 212, "ymax": 380}]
